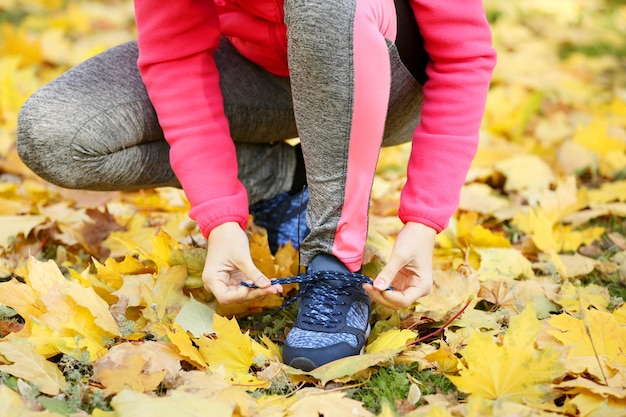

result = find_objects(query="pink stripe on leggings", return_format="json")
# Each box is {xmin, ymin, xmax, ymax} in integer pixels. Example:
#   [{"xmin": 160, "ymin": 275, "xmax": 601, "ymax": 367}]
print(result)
[{"xmin": 332, "ymin": 0, "xmax": 397, "ymax": 271}]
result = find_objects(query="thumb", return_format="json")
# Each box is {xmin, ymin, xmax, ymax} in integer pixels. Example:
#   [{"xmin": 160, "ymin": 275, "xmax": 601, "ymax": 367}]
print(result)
[
  {"xmin": 374, "ymin": 257, "xmax": 403, "ymax": 291},
  {"xmin": 238, "ymin": 259, "xmax": 271, "ymax": 288}
]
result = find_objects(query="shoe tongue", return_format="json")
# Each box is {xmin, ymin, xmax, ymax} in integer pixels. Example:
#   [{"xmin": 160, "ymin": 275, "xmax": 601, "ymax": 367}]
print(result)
[{"xmin": 308, "ymin": 254, "xmax": 349, "ymax": 274}]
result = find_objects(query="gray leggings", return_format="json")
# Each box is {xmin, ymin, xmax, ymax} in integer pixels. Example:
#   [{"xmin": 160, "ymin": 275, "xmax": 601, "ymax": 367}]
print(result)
[{"xmin": 17, "ymin": 0, "xmax": 423, "ymax": 265}]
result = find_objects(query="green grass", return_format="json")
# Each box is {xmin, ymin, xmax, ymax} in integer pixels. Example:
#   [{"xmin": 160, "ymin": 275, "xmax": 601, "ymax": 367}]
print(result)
[{"xmin": 349, "ymin": 364, "xmax": 459, "ymax": 414}]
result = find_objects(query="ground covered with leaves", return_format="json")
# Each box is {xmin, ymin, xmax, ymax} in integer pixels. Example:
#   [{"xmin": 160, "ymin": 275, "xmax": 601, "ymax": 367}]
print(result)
[{"xmin": 0, "ymin": 0, "xmax": 625, "ymax": 416}]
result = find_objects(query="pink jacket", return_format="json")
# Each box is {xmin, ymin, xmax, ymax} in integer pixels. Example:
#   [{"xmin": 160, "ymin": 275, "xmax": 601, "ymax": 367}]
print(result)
[{"xmin": 134, "ymin": 0, "xmax": 496, "ymax": 237}]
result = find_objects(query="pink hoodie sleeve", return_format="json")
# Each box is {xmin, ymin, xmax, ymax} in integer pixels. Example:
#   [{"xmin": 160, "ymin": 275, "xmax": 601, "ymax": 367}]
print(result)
[
  {"xmin": 134, "ymin": 0, "xmax": 248, "ymax": 237},
  {"xmin": 399, "ymin": 0, "xmax": 497, "ymax": 232}
]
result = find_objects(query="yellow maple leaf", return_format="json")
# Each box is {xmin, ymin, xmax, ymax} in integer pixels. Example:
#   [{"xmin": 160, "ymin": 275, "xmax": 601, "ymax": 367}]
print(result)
[
  {"xmin": 109, "ymin": 227, "xmax": 174, "ymax": 269},
  {"xmin": 141, "ymin": 265, "xmax": 189, "ymax": 322},
  {"xmin": 476, "ymin": 248, "xmax": 535, "ymax": 281},
  {"xmin": 484, "ymin": 84, "xmax": 544, "ymax": 142},
  {"xmin": 61, "ymin": 282, "xmax": 121, "ymax": 336},
  {"xmin": 413, "ymin": 269, "xmax": 481, "ymax": 323},
  {"xmin": 287, "ymin": 388, "xmax": 373, "ymax": 417},
  {"xmin": 92, "ymin": 353, "xmax": 166, "ymax": 396},
  {"xmin": 164, "ymin": 323, "xmax": 207, "ymax": 369},
  {"xmin": 365, "ymin": 329, "xmax": 416, "ymax": 354},
  {"xmin": 568, "ymin": 392, "xmax": 626, "ymax": 417},
  {"xmin": 0, "ymin": 215, "xmax": 47, "ymax": 249},
  {"xmin": 251, "ymin": 334, "xmax": 282, "ymax": 363},
  {"xmin": 555, "ymin": 282, "xmax": 610, "ymax": 313},
  {"xmin": 0, "ymin": 258, "xmax": 117, "ymax": 360},
  {"xmin": 113, "ymin": 273, "xmax": 154, "ymax": 308},
  {"xmin": 513, "ymin": 208, "xmax": 557, "ymax": 251},
  {"xmin": 149, "ymin": 228, "xmax": 181, "ymax": 269},
  {"xmin": 547, "ymin": 308, "xmax": 626, "ymax": 381},
  {"xmin": 0, "ymin": 341, "xmax": 66, "ymax": 395},
  {"xmin": 514, "ymin": 208, "xmax": 604, "ymax": 255},
  {"xmin": 70, "ymin": 267, "xmax": 119, "ymax": 306},
  {"xmin": 574, "ymin": 119, "xmax": 626, "ymax": 155},
  {"xmin": 197, "ymin": 315, "xmax": 267, "ymax": 387},
  {"xmin": 448, "ymin": 304, "xmax": 564, "ymax": 403},
  {"xmin": 454, "ymin": 212, "xmax": 511, "ymax": 249},
  {"xmin": 92, "ymin": 258, "xmax": 125, "ymax": 291},
  {"xmin": 553, "ymin": 224, "xmax": 605, "ymax": 253},
  {"xmin": 92, "ymin": 409, "xmax": 117, "ymax": 417},
  {"xmin": 540, "ymin": 176, "xmax": 586, "ymax": 223},
  {"xmin": 25, "ymin": 257, "xmax": 67, "ymax": 294},
  {"xmin": 0, "ymin": 278, "xmax": 45, "ymax": 327},
  {"xmin": 286, "ymin": 348, "xmax": 404, "ymax": 386},
  {"xmin": 111, "ymin": 388, "xmax": 233, "ymax": 417},
  {"xmin": 92, "ymin": 341, "xmax": 184, "ymax": 396},
  {"xmin": 587, "ymin": 180, "xmax": 626, "ymax": 204},
  {"xmin": 424, "ymin": 343, "xmax": 459, "ymax": 374},
  {"xmin": 459, "ymin": 183, "xmax": 511, "ymax": 215},
  {"xmin": 249, "ymin": 232, "xmax": 277, "ymax": 277},
  {"xmin": 0, "ymin": 22, "xmax": 42, "ymax": 67},
  {"xmin": 495, "ymin": 154, "xmax": 555, "ymax": 201}
]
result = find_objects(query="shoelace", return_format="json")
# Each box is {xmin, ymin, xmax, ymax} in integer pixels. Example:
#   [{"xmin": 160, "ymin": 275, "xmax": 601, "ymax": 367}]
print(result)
[
  {"xmin": 241, "ymin": 271, "xmax": 393, "ymax": 326},
  {"xmin": 240, "ymin": 270, "xmax": 393, "ymax": 290}
]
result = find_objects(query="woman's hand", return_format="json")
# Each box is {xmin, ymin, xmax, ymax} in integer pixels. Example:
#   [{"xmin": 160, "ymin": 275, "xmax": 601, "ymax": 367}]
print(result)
[
  {"xmin": 202, "ymin": 222, "xmax": 282, "ymax": 304},
  {"xmin": 364, "ymin": 222, "xmax": 435, "ymax": 309}
]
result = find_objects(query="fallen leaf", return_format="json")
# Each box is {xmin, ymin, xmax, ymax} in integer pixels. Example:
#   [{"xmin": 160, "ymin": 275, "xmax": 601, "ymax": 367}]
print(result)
[
  {"xmin": 141, "ymin": 265, "xmax": 189, "ymax": 322},
  {"xmin": 287, "ymin": 388, "xmax": 373, "ymax": 417},
  {"xmin": 197, "ymin": 315, "xmax": 266, "ymax": 386},
  {"xmin": 0, "ymin": 341, "xmax": 66, "ymax": 395},
  {"xmin": 424, "ymin": 344, "xmax": 459, "ymax": 374},
  {"xmin": 0, "ymin": 384, "xmax": 61, "ymax": 417},
  {"xmin": 476, "ymin": 248, "xmax": 535, "ymax": 281},
  {"xmin": 448, "ymin": 304, "xmax": 563, "ymax": 402},
  {"xmin": 286, "ymin": 348, "xmax": 404, "ymax": 386},
  {"xmin": 173, "ymin": 297, "xmax": 215, "ymax": 338},
  {"xmin": 92, "ymin": 353, "xmax": 166, "ymax": 396},
  {"xmin": 547, "ymin": 308, "xmax": 626, "ymax": 380},
  {"xmin": 92, "ymin": 341, "xmax": 183, "ymax": 392},
  {"xmin": 365, "ymin": 329, "xmax": 416, "ymax": 354},
  {"xmin": 164, "ymin": 324, "xmax": 207, "ymax": 369},
  {"xmin": 110, "ymin": 388, "xmax": 233, "ymax": 417}
]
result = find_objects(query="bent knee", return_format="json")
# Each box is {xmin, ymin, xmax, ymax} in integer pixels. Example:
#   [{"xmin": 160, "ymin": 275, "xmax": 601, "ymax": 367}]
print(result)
[{"xmin": 17, "ymin": 94, "xmax": 83, "ymax": 189}]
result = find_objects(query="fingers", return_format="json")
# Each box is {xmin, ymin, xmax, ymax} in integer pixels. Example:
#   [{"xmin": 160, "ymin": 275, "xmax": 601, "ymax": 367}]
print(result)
[
  {"xmin": 364, "ymin": 276, "xmax": 432, "ymax": 309},
  {"xmin": 219, "ymin": 282, "xmax": 282, "ymax": 305},
  {"xmin": 367, "ymin": 252, "xmax": 432, "ymax": 310},
  {"xmin": 373, "ymin": 256, "xmax": 403, "ymax": 291},
  {"xmin": 202, "ymin": 222, "xmax": 285, "ymax": 304},
  {"xmin": 238, "ymin": 259, "xmax": 272, "ymax": 289},
  {"xmin": 205, "ymin": 268, "xmax": 282, "ymax": 305}
]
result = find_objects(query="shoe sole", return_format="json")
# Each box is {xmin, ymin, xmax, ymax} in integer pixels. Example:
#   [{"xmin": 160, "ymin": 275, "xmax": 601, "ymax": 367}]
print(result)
[{"xmin": 287, "ymin": 324, "xmax": 372, "ymax": 372}]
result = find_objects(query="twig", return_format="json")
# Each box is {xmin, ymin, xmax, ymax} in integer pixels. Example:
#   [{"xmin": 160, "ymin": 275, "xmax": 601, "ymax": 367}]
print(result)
[
  {"xmin": 405, "ymin": 296, "xmax": 473, "ymax": 347},
  {"xmin": 579, "ymin": 295, "xmax": 609, "ymax": 386}
]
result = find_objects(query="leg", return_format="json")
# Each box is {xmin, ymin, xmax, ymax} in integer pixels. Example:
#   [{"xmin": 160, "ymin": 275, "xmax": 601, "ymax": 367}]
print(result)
[
  {"xmin": 17, "ymin": 40, "xmax": 300, "ymax": 204},
  {"xmin": 285, "ymin": 0, "xmax": 422, "ymax": 271},
  {"xmin": 282, "ymin": 0, "xmax": 424, "ymax": 371},
  {"xmin": 17, "ymin": 41, "xmax": 178, "ymax": 191}
]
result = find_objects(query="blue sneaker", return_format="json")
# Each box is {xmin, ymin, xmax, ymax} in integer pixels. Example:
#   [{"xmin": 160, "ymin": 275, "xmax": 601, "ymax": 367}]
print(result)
[
  {"xmin": 250, "ymin": 188, "xmax": 309, "ymax": 253},
  {"xmin": 282, "ymin": 254, "xmax": 371, "ymax": 371}
]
